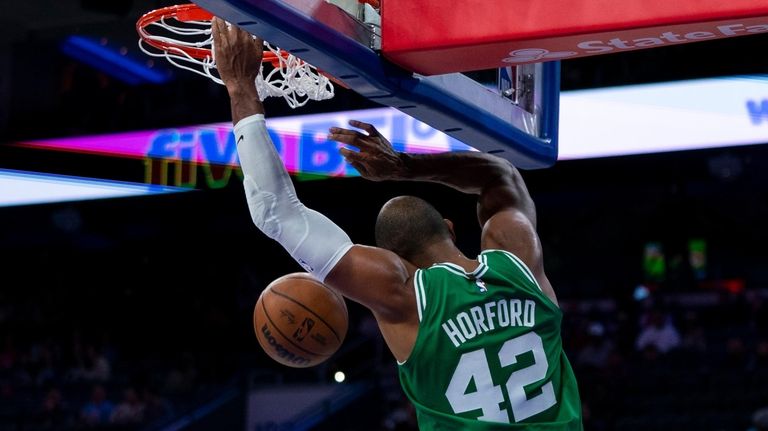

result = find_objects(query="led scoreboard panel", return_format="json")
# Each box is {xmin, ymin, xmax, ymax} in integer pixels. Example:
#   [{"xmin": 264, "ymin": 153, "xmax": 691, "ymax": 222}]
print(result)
[{"xmin": 5, "ymin": 75, "xmax": 768, "ymax": 198}]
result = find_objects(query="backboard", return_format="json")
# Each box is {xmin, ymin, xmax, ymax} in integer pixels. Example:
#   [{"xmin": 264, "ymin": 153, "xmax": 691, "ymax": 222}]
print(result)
[
  {"xmin": 381, "ymin": 0, "xmax": 768, "ymax": 74},
  {"xmin": 189, "ymin": 0, "xmax": 561, "ymax": 169}
]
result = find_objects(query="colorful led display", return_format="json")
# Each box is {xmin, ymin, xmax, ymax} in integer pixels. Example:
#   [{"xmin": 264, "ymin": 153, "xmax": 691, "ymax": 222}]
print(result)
[{"xmin": 13, "ymin": 75, "xmax": 768, "ymax": 189}]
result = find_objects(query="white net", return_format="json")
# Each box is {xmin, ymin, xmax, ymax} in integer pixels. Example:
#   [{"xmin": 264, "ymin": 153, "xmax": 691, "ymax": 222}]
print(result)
[{"xmin": 138, "ymin": 17, "xmax": 334, "ymax": 109}]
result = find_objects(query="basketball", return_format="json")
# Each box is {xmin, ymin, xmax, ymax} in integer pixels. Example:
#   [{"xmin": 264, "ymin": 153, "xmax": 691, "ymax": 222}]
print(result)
[{"xmin": 253, "ymin": 273, "xmax": 348, "ymax": 368}]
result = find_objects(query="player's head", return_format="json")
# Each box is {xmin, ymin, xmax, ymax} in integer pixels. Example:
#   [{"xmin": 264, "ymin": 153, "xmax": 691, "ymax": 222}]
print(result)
[{"xmin": 375, "ymin": 196, "xmax": 453, "ymax": 262}]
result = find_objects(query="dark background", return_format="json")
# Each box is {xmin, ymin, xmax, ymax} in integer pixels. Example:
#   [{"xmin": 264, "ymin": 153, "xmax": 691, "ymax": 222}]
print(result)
[{"xmin": 1, "ymin": 1, "xmax": 768, "ymax": 431}]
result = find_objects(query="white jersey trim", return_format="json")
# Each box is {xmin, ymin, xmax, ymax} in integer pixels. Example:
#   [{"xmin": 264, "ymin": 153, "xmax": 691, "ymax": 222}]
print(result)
[
  {"xmin": 413, "ymin": 269, "xmax": 427, "ymax": 322},
  {"xmin": 486, "ymin": 249, "xmax": 543, "ymax": 292}
]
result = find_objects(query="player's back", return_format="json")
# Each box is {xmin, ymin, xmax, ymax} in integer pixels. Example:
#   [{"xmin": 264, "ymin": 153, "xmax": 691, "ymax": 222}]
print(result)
[{"xmin": 398, "ymin": 249, "xmax": 583, "ymax": 430}]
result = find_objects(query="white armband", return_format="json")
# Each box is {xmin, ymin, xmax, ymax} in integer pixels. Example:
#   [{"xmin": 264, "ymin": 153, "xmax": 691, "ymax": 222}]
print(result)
[{"xmin": 234, "ymin": 114, "xmax": 353, "ymax": 281}]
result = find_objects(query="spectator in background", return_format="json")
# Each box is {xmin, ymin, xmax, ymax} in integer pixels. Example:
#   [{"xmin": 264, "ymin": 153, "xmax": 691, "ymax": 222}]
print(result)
[
  {"xmin": 746, "ymin": 291, "xmax": 768, "ymax": 337},
  {"xmin": 382, "ymin": 398, "xmax": 417, "ymax": 431},
  {"xmin": 79, "ymin": 346, "xmax": 111, "ymax": 382},
  {"xmin": 0, "ymin": 336, "xmax": 16, "ymax": 370},
  {"xmin": 750, "ymin": 406, "xmax": 768, "ymax": 431},
  {"xmin": 750, "ymin": 340, "xmax": 768, "ymax": 372},
  {"xmin": 163, "ymin": 354, "xmax": 197, "ymax": 395},
  {"xmin": 35, "ymin": 345, "xmax": 56, "ymax": 387},
  {"xmin": 636, "ymin": 310, "xmax": 681, "ymax": 354},
  {"xmin": 111, "ymin": 387, "xmax": 145, "ymax": 425},
  {"xmin": 39, "ymin": 387, "xmax": 69, "ymax": 429},
  {"xmin": 576, "ymin": 322, "xmax": 615, "ymax": 369},
  {"xmin": 0, "ymin": 380, "xmax": 13, "ymax": 403},
  {"xmin": 142, "ymin": 388, "xmax": 172, "ymax": 424},
  {"xmin": 80, "ymin": 384, "xmax": 114, "ymax": 427},
  {"xmin": 723, "ymin": 336, "xmax": 749, "ymax": 370},
  {"xmin": 679, "ymin": 311, "xmax": 707, "ymax": 354}
]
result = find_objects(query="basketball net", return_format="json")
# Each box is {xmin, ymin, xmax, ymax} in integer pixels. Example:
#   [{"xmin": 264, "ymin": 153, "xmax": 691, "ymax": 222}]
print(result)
[{"xmin": 137, "ymin": 4, "xmax": 335, "ymax": 108}]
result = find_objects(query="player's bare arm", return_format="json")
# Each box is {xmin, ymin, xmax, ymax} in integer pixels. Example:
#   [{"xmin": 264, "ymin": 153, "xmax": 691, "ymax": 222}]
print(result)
[
  {"xmin": 332, "ymin": 122, "xmax": 532, "ymax": 217},
  {"xmin": 330, "ymin": 121, "xmax": 557, "ymax": 305},
  {"xmin": 213, "ymin": 20, "xmax": 418, "ymax": 360}
]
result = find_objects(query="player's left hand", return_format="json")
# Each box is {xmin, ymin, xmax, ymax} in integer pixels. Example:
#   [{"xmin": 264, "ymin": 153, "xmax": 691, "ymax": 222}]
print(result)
[
  {"xmin": 211, "ymin": 17, "xmax": 263, "ymax": 89},
  {"xmin": 329, "ymin": 120, "xmax": 406, "ymax": 181}
]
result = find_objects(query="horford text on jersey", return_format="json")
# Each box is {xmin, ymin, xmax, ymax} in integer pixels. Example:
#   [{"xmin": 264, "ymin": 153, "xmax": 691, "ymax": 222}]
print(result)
[{"xmin": 442, "ymin": 299, "xmax": 536, "ymax": 348}]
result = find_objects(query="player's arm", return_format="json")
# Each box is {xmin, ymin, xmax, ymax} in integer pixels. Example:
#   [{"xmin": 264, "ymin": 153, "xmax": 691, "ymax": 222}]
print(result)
[
  {"xmin": 330, "ymin": 121, "xmax": 557, "ymax": 304},
  {"xmin": 330, "ymin": 121, "xmax": 535, "ymax": 224},
  {"xmin": 212, "ymin": 19, "xmax": 414, "ymax": 322}
]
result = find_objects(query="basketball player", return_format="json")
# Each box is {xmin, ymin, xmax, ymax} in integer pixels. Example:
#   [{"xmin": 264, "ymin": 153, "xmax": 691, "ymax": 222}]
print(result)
[{"xmin": 212, "ymin": 19, "xmax": 582, "ymax": 430}]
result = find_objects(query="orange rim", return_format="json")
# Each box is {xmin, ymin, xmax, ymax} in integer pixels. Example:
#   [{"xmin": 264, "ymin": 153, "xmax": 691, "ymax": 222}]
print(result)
[
  {"xmin": 136, "ymin": 3, "xmax": 285, "ymax": 67},
  {"xmin": 137, "ymin": 3, "xmax": 351, "ymax": 89}
]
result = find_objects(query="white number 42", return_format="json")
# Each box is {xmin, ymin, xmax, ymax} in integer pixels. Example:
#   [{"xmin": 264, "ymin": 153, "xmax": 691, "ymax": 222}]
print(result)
[{"xmin": 445, "ymin": 332, "xmax": 556, "ymax": 423}]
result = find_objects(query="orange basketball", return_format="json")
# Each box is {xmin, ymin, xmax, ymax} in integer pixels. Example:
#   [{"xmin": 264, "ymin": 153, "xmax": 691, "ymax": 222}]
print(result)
[{"xmin": 253, "ymin": 273, "xmax": 348, "ymax": 368}]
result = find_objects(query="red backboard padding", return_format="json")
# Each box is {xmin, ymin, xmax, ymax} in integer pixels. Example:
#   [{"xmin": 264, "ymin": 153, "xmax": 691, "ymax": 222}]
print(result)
[{"xmin": 381, "ymin": 0, "xmax": 768, "ymax": 75}]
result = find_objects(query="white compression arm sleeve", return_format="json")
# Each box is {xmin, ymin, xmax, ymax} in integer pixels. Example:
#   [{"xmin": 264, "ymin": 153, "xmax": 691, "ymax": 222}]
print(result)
[{"xmin": 234, "ymin": 114, "xmax": 353, "ymax": 281}]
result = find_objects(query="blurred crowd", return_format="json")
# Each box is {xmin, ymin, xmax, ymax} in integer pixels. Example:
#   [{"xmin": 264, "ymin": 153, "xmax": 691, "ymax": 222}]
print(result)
[
  {"xmin": 3, "ymin": 278, "xmax": 767, "ymax": 431},
  {"xmin": 3, "ymin": 264, "xmax": 767, "ymax": 431},
  {"xmin": 0, "ymin": 331, "xmax": 178, "ymax": 431},
  {"xmin": 0, "ymin": 275, "xmax": 236, "ymax": 431},
  {"xmin": 380, "ymin": 288, "xmax": 768, "ymax": 431}
]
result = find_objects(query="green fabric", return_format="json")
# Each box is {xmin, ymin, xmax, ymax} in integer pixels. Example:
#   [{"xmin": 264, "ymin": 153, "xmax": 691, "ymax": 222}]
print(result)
[{"xmin": 398, "ymin": 250, "xmax": 583, "ymax": 430}]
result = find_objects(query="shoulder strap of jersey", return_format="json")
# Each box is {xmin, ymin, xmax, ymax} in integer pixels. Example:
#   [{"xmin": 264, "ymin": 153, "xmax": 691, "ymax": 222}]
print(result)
[
  {"xmin": 430, "ymin": 260, "xmax": 491, "ymax": 281},
  {"xmin": 412, "ymin": 269, "xmax": 427, "ymax": 322},
  {"xmin": 481, "ymin": 249, "xmax": 544, "ymax": 293}
]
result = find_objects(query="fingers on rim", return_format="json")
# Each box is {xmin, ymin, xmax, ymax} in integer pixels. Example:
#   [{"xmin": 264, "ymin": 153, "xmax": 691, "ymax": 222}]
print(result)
[
  {"xmin": 211, "ymin": 18, "xmax": 223, "ymax": 37},
  {"xmin": 212, "ymin": 19, "xmax": 229, "ymax": 47}
]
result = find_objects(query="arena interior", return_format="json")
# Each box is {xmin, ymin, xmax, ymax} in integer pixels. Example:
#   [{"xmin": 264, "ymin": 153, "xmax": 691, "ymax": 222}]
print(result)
[{"xmin": 1, "ymin": 1, "xmax": 768, "ymax": 430}]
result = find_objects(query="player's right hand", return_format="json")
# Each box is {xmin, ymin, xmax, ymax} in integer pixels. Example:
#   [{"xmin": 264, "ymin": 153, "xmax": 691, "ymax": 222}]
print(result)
[
  {"xmin": 211, "ymin": 17, "xmax": 263, "ymax": 89},
  {"xmin": 328, "ymin": 120, "xmax": 407, "ymax": 181}
]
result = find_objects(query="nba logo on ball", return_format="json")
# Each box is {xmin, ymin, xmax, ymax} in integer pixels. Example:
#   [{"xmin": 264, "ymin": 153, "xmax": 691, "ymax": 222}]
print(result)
[
  {"xmin": 254, "ymin": 273, "xmax": 348, "ymax": 368},
  {"xmin": 293, "ymin": 318, "xmax": 315, "ymax": 341}
]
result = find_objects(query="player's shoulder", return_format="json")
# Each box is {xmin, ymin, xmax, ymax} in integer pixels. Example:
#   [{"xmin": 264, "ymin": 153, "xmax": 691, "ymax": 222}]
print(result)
[
  {"xmin": 481, "ymin": 208, "xmax": 542, "ymax": 272},
  {"xmin": 479, "ymin": 248, "xmax": 535, "ymax": 277},
  {"xmin": 478, "ymin": 247, "xmax": 530, "ymax": 261},
  {"xmin": 481, "ymin": 207, "xmax": 537, "ymax": 239}
]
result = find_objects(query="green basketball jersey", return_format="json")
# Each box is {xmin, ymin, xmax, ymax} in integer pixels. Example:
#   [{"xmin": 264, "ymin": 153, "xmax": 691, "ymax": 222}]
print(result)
[{"xmin": 398, "ymin": 249, "xmax": 582, "ymax": 430}]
